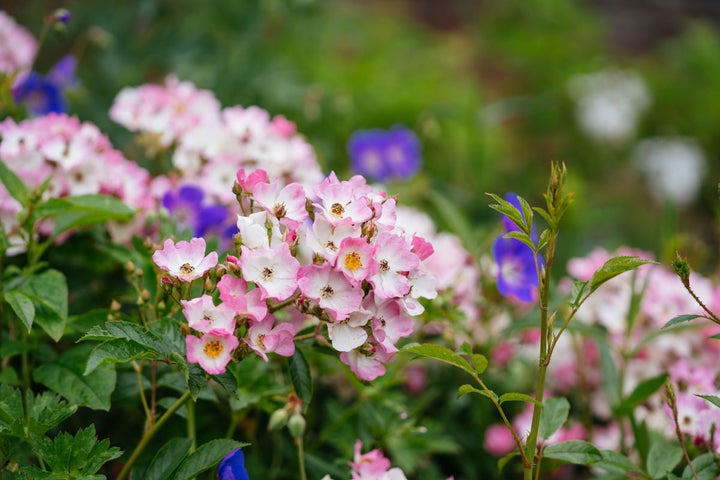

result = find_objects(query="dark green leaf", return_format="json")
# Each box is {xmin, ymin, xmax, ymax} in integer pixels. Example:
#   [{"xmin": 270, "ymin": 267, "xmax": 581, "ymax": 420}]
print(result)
[
  {"xmin": 3, "ymin": 290, "xmax": 35, "ymax": 331},
  {"xmin": 646, "ymin": 441, "xmax": 682, "ymax": 479},
  {"xmin": 144, "ymin": 438, "xmax": 193, "ymax": 480},
  {"xmin": 663, "ymin": 314, "xmax": 705, "ymax": 328},
  {"xmin": 613, "ymin": 373, "xmax": 668, "ymax": 416},
  {"xmin": 0, "ymin": 384, "xmax": 25, "ymax": 437},
  {"xmin": 497, "ymin": 451, "xmax": 519, "ymax": 472},
  {"xmin": 0, "ymin": 162, "xmax": 29, "ymax": 207},
  {"xmin": 26, "ymin": 391, "xmax": 78, "ymax": 436},
  {"xmin": 589, "ymin": 256, "xmax": 655, "ymax": 294},
  {"xmin": 696, "ymin": 394, "xmax": 720, "ymax": 409},
  {"xmin": 31, "ymin": 425, "xmax": 121, "ymax": 476},
  {"xmin": 543, "ymin": 440, "xmax": 601, "ymax": 466},
  {"xmin": 0, "ymin": 223, "xmax": 8, "ymax": 256},
  {"xmin": 288, "ymin": 348, "xmax": 312, "ymax": 407},
  {"xmin": 172, "ymin": 439, "xmax": 247, "ymax": 480},
  {"xmin": 34, "ymin": 194, "xmax": 134, "ymax": 237},
  {"xmin": 13, "ymin": 269, "xmax": 68, "ymax": 341},
  {"xmin": 84, "ymin": 339, "xmax": 160, "ymax": 375},
  {"xmin": 33, "ymin": 344, "xmax": 117, "ymax": 411},
  {"xmin": 538, "ymin": 397, "xmax": 570, "ymax": 439},
  {"xmin": 80, "ymin": 321, "xmax": 174, "ymax": 358}
]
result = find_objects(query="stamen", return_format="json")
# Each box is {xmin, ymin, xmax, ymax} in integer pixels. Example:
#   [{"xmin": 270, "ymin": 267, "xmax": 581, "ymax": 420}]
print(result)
[
  {"xmin": 203, "ymin": 340, "xmax": 224, "ymax": 358},
  {"xmin": 180, "ymin": 263, "xmax": 195, "ymax": 275}
]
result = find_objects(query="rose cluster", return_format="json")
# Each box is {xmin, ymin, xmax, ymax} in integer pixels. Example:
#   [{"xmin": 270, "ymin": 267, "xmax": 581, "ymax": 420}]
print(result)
[
  {"xmin": 153, "ymin": 167, "xmax": 440, "ymax": 381},
  {"xmin": 0, "ymin": 113, "xmax": 152, "ymax": 252}
]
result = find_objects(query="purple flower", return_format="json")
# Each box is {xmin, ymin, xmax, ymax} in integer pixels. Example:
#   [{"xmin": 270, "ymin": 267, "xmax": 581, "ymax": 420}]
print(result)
[
  {"xmin": 492, "ymin": 193, "xmax": 543, "ymax": 303},
  {"xmin": 218, "ymin": 448, "xmax": 250, "ymax": 480},
  {"xmin": 12, "ymin": 55, "xmax": 77, "ymax": 116},
  {"xmin": 162, "ymin": 185, "xmax": 230, "ymax": 238},
  {"xmin": 347, "ymin": 125, "xmax": 421, "ymax": 182}
]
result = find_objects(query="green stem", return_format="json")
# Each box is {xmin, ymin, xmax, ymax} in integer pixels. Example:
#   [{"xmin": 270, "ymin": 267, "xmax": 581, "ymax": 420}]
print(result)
[
  {"xmin": 296, "ymin": 437, "xmax": 307, "ymax": 480},
  {"xmin": 186, "ymin": 396, "xmax": 196, "ymax": 453},
  {"xmin": 116, "ymin": 391, "xmax": 192, "ymax": 480}
]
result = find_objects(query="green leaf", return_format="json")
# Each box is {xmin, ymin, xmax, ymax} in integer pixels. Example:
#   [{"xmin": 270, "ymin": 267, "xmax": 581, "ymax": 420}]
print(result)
[
  {"xmin": 569, "ymin": 280, "xmax": 588, "ymax": 308},
  {"xmin": 31, "ymin": 425, "xmax": 122, "ymax": 476},
  {"xmin": 84, "ymin": 339, "xmax": 160, "ymax": 375},
  {"xmin": 697, "ymin": 394, "xmax": 720, "ymax": 409},
  {"xmin": 457, "ymin": 384, "xmax": 497, "ymax": 402},
  {"xmin": 13, "ymin": 269, "xmax": 68, "ymax": 341},
  {"xmin": 542, "ymin": 440, "xmax": 601, "ymax": 466},
  {"xmin": 498, "ymin": 392, "xmax": 536, "ymax": 404},
  {"xmin": 589, "ymin": 256, "xmax": 655, "ymax": 294},
  {"xmin": 486, "ymin": 192, "xmax": 526, "ymax": 233},
  {"xmin": 34, "ymin": 194, "xmax": 134, "ymax": 237},
  {"xmin": 456, "ymin": 343, "xmax": 488, "ymax": 374},
  {"xmin": 662, "ymin": 314, "xmax": 705, "ymax": 328},
  {"xmin": 80, "ymin": 320, "xmax": 174, "ymax": 358},
  {"xmin": 401, "ymin": 343, "xmax": 475, "ymax": 377},
  {"xmin": 0, "ymin": 161, "xmax": 29, "ymax": 207},
  {"xmin": 646, "ymin": 441, "xmax": 683, "ymax": 479},
  {"xmin": 0, "ymin": 384, "xmax": 25, "ymax": 437},
  {"xmin": 593, "ymin": 449, "xmax": 645, "ymax": 475},
  {"xmin": 497, "ymin": 451, "xmax": 519, "ymax": 472},
  {"xmin": 502, "ymin": 231, "xmax": 536, "ymax": 252},
  {"xmin": 288, "ymin": 348, "xmax": 312, "ymax": 408},
  {"xmin": 172, "ymin": 439, "xmax": 247, "ymax": 480},
  {"xmin": 3, "ymin": 290, "xmax": 35, "ymax": 331},
  {"xmin": 144, "ymin": 437, "xmax": 193, "ymax": 480},
  {"xmin": 26, "ymin": 391, "xmax": 78, "ymax": 436},
  {"xmin": 538, "ymin": 397, "xmax": 570, "ymax": 439},
  {"xmin": 0, "ymin": 223, "xmax": 9, "ymax": 257},
  {"xmin": 682, "ymin": 452, "xmax": 719, "ymax": 479},
  {"xmin": 613, "ymin": 373, "xmax": 668, "ymax": 416},
  {"xmin": 33, "ymin": 344, "xmax": 117, "ymax": 411}
]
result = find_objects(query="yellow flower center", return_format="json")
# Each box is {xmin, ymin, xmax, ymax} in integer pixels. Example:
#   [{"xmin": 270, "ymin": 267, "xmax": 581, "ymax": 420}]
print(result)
[
  {"xmin": 330, "ymin": 203, "xmax": 345, "ymax": 217},
  {"xmin": 203, "ymin": 340, "xmax": 224, "ymax": 358},
  {"xmin": 344, "ymin": 252, "xmax": 363, "ymax": 271},
  {"xmin": 180, "ymin": 263, "xmax": 195, "ymax": 275}
]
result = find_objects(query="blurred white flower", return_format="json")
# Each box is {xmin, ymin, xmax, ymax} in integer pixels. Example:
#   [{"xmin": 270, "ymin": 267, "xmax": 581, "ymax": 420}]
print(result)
[
  {"xmin": 568, "ymin": 70, "xmax": 651, "ymax": 145},
  {"xmin": 632, "ymin": 137, "xmax": 707, "ymax": 208}
]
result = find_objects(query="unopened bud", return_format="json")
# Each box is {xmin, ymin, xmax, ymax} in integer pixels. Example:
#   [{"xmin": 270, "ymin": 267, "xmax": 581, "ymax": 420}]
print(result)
[
  {"xmin": 672, "ymin": 253, "xmax": 690, "ymax": 287},
  {"xmin": 287, "ymin": 412, "xmax": 306, "ymax": 439},
  {"xmin": 268, "ymin": 408, "xmax": 289, "ymax": 431},
  {"xmin": 140, "ymin": 289, "xmax": 151, "ymax": 301},
  {"xmin": 110, "ymin": 299, "xmax": 121, "ymax": 311}
]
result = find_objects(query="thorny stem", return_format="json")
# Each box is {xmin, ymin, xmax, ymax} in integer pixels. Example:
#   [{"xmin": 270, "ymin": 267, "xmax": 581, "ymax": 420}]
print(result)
[
  {"xmin": 667, "ymin": 382, "xmax": 700, "ymax": 480},
  {"xmin": 116, "ymin": 391, "xmax": 192, "ymax": 480}
]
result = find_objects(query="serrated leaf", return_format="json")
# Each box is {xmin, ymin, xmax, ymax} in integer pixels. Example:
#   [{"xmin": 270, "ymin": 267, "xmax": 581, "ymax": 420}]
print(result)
[
  {"xmin": 84, "ymin": 339, "xmax": 159, "ymax": 375},
  {"xmin": 538, "ymin": 397, "xmax": 570, "ymax": 439},
  {"xmin": 498, "ymin": 392, "xmax": 536, "ymax": 404},
  {"xmin": 0, "ymin": 384, "xmax": 25, "ymax": 436},
  {"xmin": 646, "ymin": 441, "xmax": 682, "ymax": 479},
  {"xmin": 144, "ymin": 437, "xmax": 193, "ymax": 480},
  {"xmin": 402, "ymin": 343, "xmax": 474, "ymax": 377},
  {"xmin": 486, "ymin": 193, "xmax": 526, "ymax": 232},
  {"xmin": 3, "ymin": 290, "xmax": 35, "ymax": 331},
  {"xmin": 0, "ymin": 161, "xmax": 29, "ymax": 207},
  {"xmin": 662, "ymin": 314, "xmax": 705, "ymax": 328},
  {"xmin": 80, "ymin": 321, "xmax": 174, "ymax": 358},
  {"xmin": 696, "ymin": 394, "xmax": 720, "ymax": 409},
  {"xmin": 543, "ymin": 440, "xmax": 601, "ymax": 466},
  {"xmin": 502, "ymin": 231, "xmax": 536, "ymax": 252},
  {"xmin": 172, "ymin": 439, "xmax": 247, "ymax": 480},
  {"xmin": 13, "ymin": 269, "xmax": 68, "ymax": 341},
  {"xmin": 613, "ymin": 373, "xmax": 668, "ymax": 416},
  {"xmin": 26, "ymin": 391, "xmax": 78, "ymax": 436},
  {"xmin": 33, "ymin": 344, "xmax": 117, "ymax": 411},
  {"xmin": 288, "ymin": 349, "xmax": 312, "ymax": 408},
  {"xmin": 589, "ymin": 256, "xmax": 655, "ymax": 294},
  {"xmin": 31, "ymin": 425, "xmax": 121, "ymax": 476}
]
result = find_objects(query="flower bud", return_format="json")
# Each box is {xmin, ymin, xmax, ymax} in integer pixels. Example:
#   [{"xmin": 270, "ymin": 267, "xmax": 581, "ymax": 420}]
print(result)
[
  {"xmin": 268, "ymin": 408, "xmax": 289, "ymax": 431},
  {"xmin": 287, "ymin": 412, "xmax": 306, "ymax": 439},
  {"xmin": 672, "ymin": 253, "xmax": 690, "ymax": 287}
]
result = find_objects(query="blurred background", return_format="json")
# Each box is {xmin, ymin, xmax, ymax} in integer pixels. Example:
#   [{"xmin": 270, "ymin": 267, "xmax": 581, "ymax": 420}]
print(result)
[{"xmin": 3, "ymin": 0, "xmax": 720, "ymax": 273}]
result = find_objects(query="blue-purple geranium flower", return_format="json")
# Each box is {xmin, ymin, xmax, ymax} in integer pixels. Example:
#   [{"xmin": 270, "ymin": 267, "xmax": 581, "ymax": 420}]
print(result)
[
  {"xmin": 218, "ymin": 448, "xmax": 250, "ymax": 480},
  {"xmin": 492, "ymin": 192, "xmax": 544, "ymax": 303},
  {"xmin": 12, "ymin": 55, "xmax": 77, "ymax": 116},
  {"xmin": 162, "ymin": 185, "xmax": 231, "ymax": 238},
  {"xmin": 347, "ymin": 125, "xmax": 421, "ymax": 182}
]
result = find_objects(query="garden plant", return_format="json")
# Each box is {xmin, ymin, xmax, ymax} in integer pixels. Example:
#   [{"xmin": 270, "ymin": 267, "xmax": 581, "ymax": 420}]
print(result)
[{"xmin": 1, "ymin": 3, "xmax": 720, "ymax": 480}]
